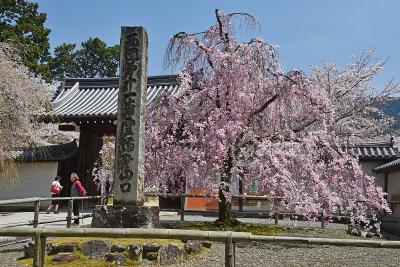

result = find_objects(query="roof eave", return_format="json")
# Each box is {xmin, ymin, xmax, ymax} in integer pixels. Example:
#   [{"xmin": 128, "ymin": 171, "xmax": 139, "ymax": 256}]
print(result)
[{"xmin": 37, "ymin": 114, "xmax": 117, "ymax": 124}]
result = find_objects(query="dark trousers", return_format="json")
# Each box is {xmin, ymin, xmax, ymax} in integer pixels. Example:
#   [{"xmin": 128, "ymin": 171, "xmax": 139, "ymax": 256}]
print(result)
[{"xmin": 73, "ymin": 200, "xmax": 80, "ymax": 224}]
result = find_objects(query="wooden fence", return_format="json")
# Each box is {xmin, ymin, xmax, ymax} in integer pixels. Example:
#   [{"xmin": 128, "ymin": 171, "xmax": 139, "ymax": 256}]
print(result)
[{"xmin": 1, "ymin": 227, "xmax": 400, "ymax": 267}]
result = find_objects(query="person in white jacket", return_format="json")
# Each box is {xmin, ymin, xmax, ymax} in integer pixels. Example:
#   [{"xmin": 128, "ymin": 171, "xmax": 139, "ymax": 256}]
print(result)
[{"xmin": 46, "ymin": 176, "xmax": 63, "ymax": 214}]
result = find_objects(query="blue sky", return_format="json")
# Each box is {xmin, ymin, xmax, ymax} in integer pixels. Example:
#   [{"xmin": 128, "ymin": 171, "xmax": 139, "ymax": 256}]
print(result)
[{"xmin": 35, "ymin": 0, "xmax": 399, "ymax": 85}]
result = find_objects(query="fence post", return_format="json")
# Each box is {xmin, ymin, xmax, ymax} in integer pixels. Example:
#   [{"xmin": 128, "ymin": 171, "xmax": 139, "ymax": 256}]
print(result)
[
  {"xmin": 274, "ymin": 199, "xmax": 279, "ymax": 225},
  {"xmin": 81, "ymin": 199, "xmax": 84, "ymax": 225},
  {"xmin": 40, "ymin": 236, "xmax": 46, "ymax": 267},
  {"xmin": 67, "ymin": 199, "xmax": 73, "ymax": 228},
  {"xmin": 238, "ymin": 180, "xmax": 243, "ymax": 212},
  {"xmin": 321, "ymin": 202, "xmax": 327, "ymax": 229},
  {"xmin": 180, "ymin": 195, "xmax": 185, "ymax": 221},
  {"xmin": 225, "ymin": 231, "xmax": 235, "ymax": 267},
  {"xmin": 33, "ymin": 229, "xmax": 41, "ymax": 267},
  {"xmin": 33, "ymin": 200, "xmax": 40, "ymax": 228}
]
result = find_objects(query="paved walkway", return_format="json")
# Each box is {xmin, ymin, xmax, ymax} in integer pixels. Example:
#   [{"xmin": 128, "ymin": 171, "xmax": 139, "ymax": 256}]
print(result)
[
  {"xmin": 0, "ymin": 209, "xmax": 92, "ymax": 229},
  {"xmin": 0, "ymin": 209, "xmax": 94, "ymax": 243}
]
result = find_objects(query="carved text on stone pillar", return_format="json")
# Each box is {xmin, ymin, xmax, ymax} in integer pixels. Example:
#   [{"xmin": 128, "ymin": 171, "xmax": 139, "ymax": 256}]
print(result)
[{"xmin": 114, "ymin": 27, "xmax": 147, "ymax": 206}]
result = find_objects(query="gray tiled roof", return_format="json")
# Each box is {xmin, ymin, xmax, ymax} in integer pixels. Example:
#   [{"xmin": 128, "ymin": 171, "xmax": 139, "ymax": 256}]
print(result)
[
  {"xmin": 42, "ymin": 75, "xmax": 180, "ymax": 123},
  {"xmin": 342, "ymin": 140, "xmax": 399, "ymax": 161},
  {"xmin": 4, "ymin": 140, "xmax": 78, "ymax": 162},
  {"xmin": 373, "ymin": 158, "xmax": 400, "ymax": 173}
]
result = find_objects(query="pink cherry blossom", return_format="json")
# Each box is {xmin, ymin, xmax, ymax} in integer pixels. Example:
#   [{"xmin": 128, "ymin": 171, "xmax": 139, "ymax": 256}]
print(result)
[{"xmin": 95, "ymin": 10, "xmax": 391, "ymax": 227}]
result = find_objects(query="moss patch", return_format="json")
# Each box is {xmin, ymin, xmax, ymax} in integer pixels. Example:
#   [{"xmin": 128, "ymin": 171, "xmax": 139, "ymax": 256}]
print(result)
[
  {"xmin": 19, "ymin": 250, "xmax": 141, "ymax": 267},
  {"xmin": 47, "ymin": 236, "xmax": 185, "ymax": 248},
  {"xmin": 159, "ymin": 221, "xmax": 383, "ymax": 240},
  {"xmin": 18, "ymin": 237, "xmax": 186, "ymax": 266},
  {"xmin": 19, "ymin": 221, "xmax": 386, "ymax": 266},
  {"xmin": 161, "ymin": 221, "xmax": 285, "ymax": 236}
]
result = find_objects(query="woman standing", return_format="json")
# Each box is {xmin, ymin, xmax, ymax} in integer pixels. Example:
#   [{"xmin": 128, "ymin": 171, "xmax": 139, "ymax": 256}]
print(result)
[
  {"xmin": 46, "ymin": 176, "xmax": 63, "ymax": 214},
  {"xmin": 70, "ymin": 173, "xmax": 86, "ymax": 225}
]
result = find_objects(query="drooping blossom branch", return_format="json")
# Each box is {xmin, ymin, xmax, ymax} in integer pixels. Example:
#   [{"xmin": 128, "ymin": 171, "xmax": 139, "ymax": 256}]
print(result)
[
  {"xmin": 0, "ymin": 42, "xmax": 76, "ymax": 185},
  {"xmin": 93, "ymin": 10, "xmax": 391, "ymax": 227}
]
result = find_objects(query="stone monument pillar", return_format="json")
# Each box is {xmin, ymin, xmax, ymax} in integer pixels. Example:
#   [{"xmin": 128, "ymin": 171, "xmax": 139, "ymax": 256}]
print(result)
[
  {"xmin": 114, "ymin": 26, "xmax": 147, "ymax": 206},
  {"xmin": 91, "ymin": 26, "xmax": 159, "ymax": 228}
]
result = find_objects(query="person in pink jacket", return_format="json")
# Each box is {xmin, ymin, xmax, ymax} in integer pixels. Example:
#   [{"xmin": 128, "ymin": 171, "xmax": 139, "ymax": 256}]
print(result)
[{"xmin": 70, "ymin": 173, "xmax": 86, "ymax": 225}]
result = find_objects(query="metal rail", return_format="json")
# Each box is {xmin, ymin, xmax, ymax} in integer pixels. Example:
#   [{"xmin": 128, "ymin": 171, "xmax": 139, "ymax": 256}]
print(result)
[
  {"xmin": 0, "ymin": 196, "xmax": 102, "ymax": 205},
  {"xmin": 0, "ymin": 214, "xmax": 92, "ymax": 228},
  {"xmin": 0, "ymin": 196, "xmax": 102, "ymax": 228},
  {"xmin": 1, "ymin": 194, "xmax": 394, "ymax": 227},
  {"xmin": 0, "ymin": 227, "xmax": 400, "ymax": 267},
  {"xmin": 5, "ymin": 193, "xmax": 393, "ymax": 205},
  {"xmin": 0, "ymin": 194, "xmax": 282, "ymax": 227},
  {"xmin": 146, "ymin": 192, "xmax": 282, "ymax": 200}
]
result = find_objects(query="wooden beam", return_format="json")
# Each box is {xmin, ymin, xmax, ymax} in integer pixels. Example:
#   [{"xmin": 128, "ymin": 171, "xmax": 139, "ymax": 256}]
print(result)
[
  {"xmin": 58, "ymin": 124, "xmax": 77, "ymax": 131},
  {"xmin": 384, "ymin": 172, "xmax": 388, "ymax": 200},
  {"xmin": 78, "ymin": 123, "xmax": 117, "ymax": 135},
  {"xmin": 77, "ymin": 129, "xmax": 103, "ymax": 197}
]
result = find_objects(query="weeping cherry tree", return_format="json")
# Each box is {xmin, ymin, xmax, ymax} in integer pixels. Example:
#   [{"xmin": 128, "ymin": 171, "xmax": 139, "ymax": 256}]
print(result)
[{"xmin": 144, "ymin": 9, "xmax": 389, "ymax": 225}]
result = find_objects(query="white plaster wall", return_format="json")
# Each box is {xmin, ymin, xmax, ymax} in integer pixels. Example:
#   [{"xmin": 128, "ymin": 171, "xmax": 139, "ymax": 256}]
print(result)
[
  {"xmin": 387, "ymin": 170, "xmax": 400, "ymax": 198},
  {"xmin": 387, "ymin": 170, "xmax": 400, "ymax": 215},
  {"xmin": 232, "ymin": 161, "xmax": 388, "ymax": 199},
  {"xmin": 360, "ymin": 161, "xmax": 386, "ymax": 190},
  {"xmin": 0, "ymin": 162, "xmax": 58, "ymax": 206}
]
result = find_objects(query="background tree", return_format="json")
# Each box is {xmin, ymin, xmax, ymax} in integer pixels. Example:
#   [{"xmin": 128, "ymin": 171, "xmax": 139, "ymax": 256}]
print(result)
[
  {"xmin": 310, "ymin": 51, "xmax": 399, "ymax": 141},
  {"xmin": 0, "ymin": 42, "xmax": 76, "ymax": 185},
  {"xmin": 92, "ymin": 137, "xmax": 115, "ymax": 196},
  {"xmin": 0, "ymin": 42, "xmax": 50, "ymax": 184},
  {"xmin": 0, "ymin": 0, "xmax": 51, "ymax": 81},
  {"xmin": 49, "ymin": 43, "xmax": 78, "ymax": 81},
  {"xmin": 49, "ymin": 38, "xmax": 119, "ymax": 80}
]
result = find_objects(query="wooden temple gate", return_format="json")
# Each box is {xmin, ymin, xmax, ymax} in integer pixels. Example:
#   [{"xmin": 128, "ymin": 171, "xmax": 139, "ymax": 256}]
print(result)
[{"xmin": 41, "ymin": 75, "xmax": 181, "ymax": 207}]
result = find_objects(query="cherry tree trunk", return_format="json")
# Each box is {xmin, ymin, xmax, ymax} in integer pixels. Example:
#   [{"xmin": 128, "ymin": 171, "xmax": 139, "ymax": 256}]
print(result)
[
  {"xmin": 216, "ymin": 151, "xmax": 238, "ymax": 226},
  {"xmin": 218, "ymin": 186, "xmax": 235, "ymax": 225}
]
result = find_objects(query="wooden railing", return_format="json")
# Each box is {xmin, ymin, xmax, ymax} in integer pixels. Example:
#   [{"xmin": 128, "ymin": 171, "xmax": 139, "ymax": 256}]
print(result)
[{"xmin": 1, "ymin": 227, "xmax": 400, "ymax": 267}]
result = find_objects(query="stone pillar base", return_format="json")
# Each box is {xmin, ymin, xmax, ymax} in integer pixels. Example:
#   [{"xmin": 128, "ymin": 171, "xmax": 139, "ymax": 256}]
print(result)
[{"xmin": 91, "ymin": 205, "xmax": 159, "ymax": 228}]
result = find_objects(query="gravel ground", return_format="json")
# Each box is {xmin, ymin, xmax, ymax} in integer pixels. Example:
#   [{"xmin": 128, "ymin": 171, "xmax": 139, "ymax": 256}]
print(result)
[
  {"xmin": 1, "ymin": 218, "xmax": 399, "ymax": 267},
  {"xmin": 180, "ymin": 242, "xmax": 400, "ymax": 267},
  {"xmin": 1, "ymin": 239, "xmax": 400, "ymax": 267},
  {"xmin": 0, "ymin": 243, "xmax": 25, "ymax": 267}
]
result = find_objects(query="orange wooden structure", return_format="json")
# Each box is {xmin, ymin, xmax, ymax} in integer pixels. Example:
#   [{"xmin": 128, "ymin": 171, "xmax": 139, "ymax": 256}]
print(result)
[{"xmin": 185, "ymin": 188, "xmax": 218, "ymax": 210}]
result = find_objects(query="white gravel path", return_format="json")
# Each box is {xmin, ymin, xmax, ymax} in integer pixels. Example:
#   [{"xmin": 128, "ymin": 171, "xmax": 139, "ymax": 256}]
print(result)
[{"xmin": 180, "ymin": 242, "xmax": 400, "ymax": 267}]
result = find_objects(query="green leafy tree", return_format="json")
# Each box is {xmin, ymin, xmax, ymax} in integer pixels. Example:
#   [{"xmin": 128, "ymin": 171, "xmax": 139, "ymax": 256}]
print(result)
[
  {"xmin": 49, "ymin": 43, "xmax": 78, "ymax": 80},
  {"xmin": 75, "ymin": 38, "xmax": 119, "ymax": 78},
  {"xmin": 50, "ymin": 38, "xmax": 119, "ymax": 80},
  {"xmin": 0, "ymin": 0, "xmax": 51, "ymax": 81}
]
